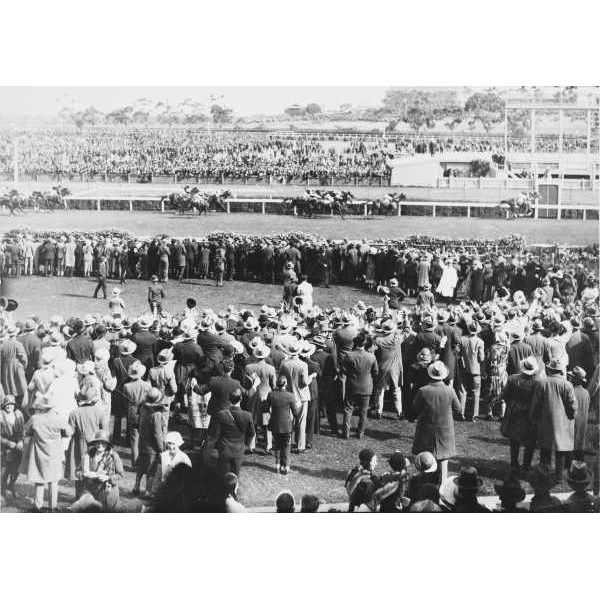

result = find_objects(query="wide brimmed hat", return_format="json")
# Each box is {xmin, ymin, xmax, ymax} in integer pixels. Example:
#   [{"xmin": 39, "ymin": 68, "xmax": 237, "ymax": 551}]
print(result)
[
  {"xmin": 378, "ymin": 319, "xmax": 397, "ymax": 334},
  {"xmin": 118, "ymin": 339, "xmax": 137, "ymax": 355},
  {"xmin": 453, "ymin": 466, "xmax": 483, "ymax": 491},
  {"xmin": 531, "ymin": 319, "xmax": 544, "ymax": 332},
  {"xmin": 437, "ymin": 310, "xmax": 449, "ymax": 323},
  {"xmin": 421, "ymin": 317, "xmax": 435, "ymax": 332},
  {"xmin": 94, "ymin": 347, "xmax": 110, "ymax": 363},
  {"xmin": 520, "ymin": 356, "xmax": 538, "ymax": 376},
  {"xmin": 284, "ymin": 339, "xmax": 302, "ymax": 356},
  {"xmin": 414, "ymin": 451, "xmax": 438, "ymax": 473},
  {"xmin": 88, "ymin": 430, "xmax": 112, "ymax": 448},
  {"xmin": 467, "ymin": 321, "xmax": 481, "ymax": 335},
  {"xmin": 157, "ymin": 348, "xmax": 173, "ymax": 364},
  {"xmin": 77, "ymin": 361, "xmax": 96, "ymax": 376},
  {"xmin": 300, "ymin": 341, "xmax": 316, "ymax": 358},
  {"xmin": 494, "ymin": 475, "xmax": 526, "ymax": 504},
  {"xmin": 0, "ymin": 297, "xmax": 18, "ymax": 312},
  {"xmin": 311, "ymin": 335, "xmax": 327, "ymax": 348},
  {"xmin": 144, "ymin": 387, "xmax": 163, "ymax": 405},
  {"xmin": 77, "ymin": 387, "xmax": 99, "ymax": 406},
  {"xmin": 510, "ymin": 330, "xmax": 524, "ymax": 341},
  {"xmin": 528, "ymin": 465, "xmax": 556, "ymax": 491},
  {"xmin": 138, "ymin": 315, "xmax": 154, "ymax": 329},
  {"xmin": 6, "ymin": 325, "xmax": 19, "ymax": 337},
  {"xmin": 427, "ymin": 361, "xmax": 448, "ymax": 381},
  {"xmin": 545, "ymin": 358, "xmax": 563, "ymax": 373},
  {"xmin": 566, "ymin": 461, "xmax": 591, "ymax": 489},
  {"xmin": 24, "ymin": 318, "xmax": 37, "ymax": 332},
  {"xmin": 165, "ymin": 431, "xmax": 185, "ymax": 448},
  {"xmin": 40, "ymin": 347, "xmax": 57, "ymax": 365},
  {"xmin": 253, "ymin": 344, "xmax": 271, "ymax": 359},
  {"xmin": 568, "ymin": 366, "xmax": 587, "ymax": 384},
  {"xmin": 243, "ymin": 317, "xmax": 259, "ymax": 331},
  {"xmin": 127, "ymin": 361, "xmax": 146, "ymax": 379},
  {"xmin": 198, "ymin": 317, "xmax": 214, "ymax": 331}
]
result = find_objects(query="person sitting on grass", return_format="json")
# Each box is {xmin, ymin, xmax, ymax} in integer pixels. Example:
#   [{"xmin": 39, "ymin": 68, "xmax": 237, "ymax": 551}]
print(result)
[
  {"xmin": 528, "ymin": 465, "xmax": 564, "ymax": 513},
  {"xmin": 451, "ymin": 466, "xmax": 490, "ymax": 513},
  {"xmin": 372, "ymin": 450, "xmax": 411, "ymax": 513},
  {"xmin": 562, "ymin": 461, "xmax": 600, "ymax": 513},
  {"xmin": 300, "ymin": 494, "xmax": 320, "ymax": 513},
  {"xmin": 345, "ymin": 447, "xmax": 380, "ymax": 512},
  {"xmin": 493, "ymin": 473, "xmax": 527, "ymax": 512}
]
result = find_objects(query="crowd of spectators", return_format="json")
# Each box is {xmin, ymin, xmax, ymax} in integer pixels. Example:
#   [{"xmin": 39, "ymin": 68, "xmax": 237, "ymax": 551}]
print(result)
[
  {"xmin": 0, "ymin": 130, "xmax": 595, "ymax": 183},
  {"xmin": 0, "ymin": 227, "xmax": 598, "ymax": 512}
]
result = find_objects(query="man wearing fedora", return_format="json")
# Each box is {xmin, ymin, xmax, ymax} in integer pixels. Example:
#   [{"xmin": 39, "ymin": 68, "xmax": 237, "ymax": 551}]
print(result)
[
  {"xmin": 66, "ymin": 318, "xmax": 95, "ymax": 365},
  {"xmin": 147, "ymin": 275, "xmax": 166, "ymax": 316},
  {"xmin": 452, "ymin": 466, "xmax": 490, "ymax": 512},
  {"xmin": 412, "ymin": 360, "xmax": 461, "ymax": 482},
  {"xmin": 566, "ymin": 317, "xmax": 595, "ymax": 377},
  {"xmin": 17, "ymin": 318, "xmax": 42, "ymax": 382},
  {"xmin": 501, "ymin": 356, "xmax": 543, "ymax": 472},
  {"xmin": 110, "ymin": 339, "xmax": 137, "ymax": 444},
  {"xmin": 493, "ymin": 473, "xmax": 527, "ymax": 512},
  {"xmin": 311, "ymin": 334, "xmax": 340, "ymax": 436},
  {"xmin": 457, "ymin": 321, "xmax": 485, "ymax": 421},
  {"xmin": 528, "ymin": 465, "xmax": 564, "ymax": 512},
  {"xmin": 123, "ymin": 361, "xmax": 153, "ymax": 468},
  {"xmin": 341, "ymin": 332, "xmax": 378, "ymax": 439},
  {"xmin": 568, "ymin": 366, "xmax": 590, "ymax": 462},
  {"xmin": 531, "ymin": 357, "xmax": 577, "ymax": 482},
  {"xmin": 506, "ymin": 330, "xmax": 533, "ymax": 376},
  {"xmin": 92, "ymin": 256, "xmax": 108, "ymax": 300},
  {"xmin": 209, "ymin": 388, "xmax": 255, "ymax": 477},
  {"xmin": 0, "ymin": 325, "xmax": 28, "ymax": 409},
  {"xmin": 562, "ymin": 461, "xmax": 600, "ymax": 512},
  {"xmin": 265, "ymin": 375, "xmax": 300, "ymax": 474},
  {"xmin": 524, "ymin": 318, "xmax": 551, "ymax": 376},
  {"xmin": 372, "ymin": 318, "xmax": 404, "ymax": 420},
  {"xmin": 279, "ymin": 338, "xmax": 311, "ymax": 450}
]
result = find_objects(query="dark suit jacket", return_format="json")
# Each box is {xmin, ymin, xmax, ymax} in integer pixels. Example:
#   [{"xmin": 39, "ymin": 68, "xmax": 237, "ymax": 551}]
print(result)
[
  {"xmin": 196, "ymin": 330, "xmax": 232, "ymax": 365},
  {"xmin": 265, "ymin": 389, "xmax": 298, "ymax": 434},
  {"xmin": 342, "ymin": 348, "xmax": 378, "ymax": 396},
  {"xmin": 66, "ymin": 333, "xmax": 95, "ymax": 364},
  {"xmin": 132, "ymin": 330, "xmax": 158, "ymax": 368},
  {"xmin": 211, "ymin": 405, "xmax": 255, "ymax": 458},
  {"xmin": 199, "ymin": 375, "xmax": 244, "ymax": 416}
]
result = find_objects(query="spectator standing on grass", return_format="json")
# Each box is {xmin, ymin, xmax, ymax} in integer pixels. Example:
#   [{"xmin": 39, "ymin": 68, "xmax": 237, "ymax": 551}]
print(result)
[
  {"xmin": 147, "ymin": 275, "xmax": 166, "ymax": 316},
  {"xmin": 412, "ymin": 361, "xmax": 461, "ymax": 482},
  {"xmin": 93, "ymin": 256, "xmax": 108, "ymax": 300}
]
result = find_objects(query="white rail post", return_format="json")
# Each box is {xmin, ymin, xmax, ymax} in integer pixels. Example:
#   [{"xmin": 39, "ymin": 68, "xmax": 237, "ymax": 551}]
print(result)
[
  {"xmin": 467, "ymin": 205, "xmax": 471, "ymax": 218},
  {"xmin": 432, "ymin": 204, "xmax": 436, "ymax": 217},
  {"xmin": 226, "ymin": 201, "xmax": 230, "ymax": 213},
  {"xmin": 363, "ymin": 202, "xmax": 368, "ymax": 217},
  {"xmin": 129, "ymin": 199, "xmax": 133, "ymax": 212},
  {"xmin": 161, "ymin": 200, "xmax": 165, "ymax": 213},
  {"xmin": 97, "ymin": 198, "xmax": 101, "ymax": 211},
  {"xmin": 262, "ymin": 201, "xmax": 265, "ymax": 214}
]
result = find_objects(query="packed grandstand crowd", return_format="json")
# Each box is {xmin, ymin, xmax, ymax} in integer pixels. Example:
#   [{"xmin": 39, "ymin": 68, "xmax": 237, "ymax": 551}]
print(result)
[
  {"xmin": 1, "ymin": 227, "xmax": 599, "ymax": 512},
  {"xmin": 0, "ymin": 130, "xmax": 595, "ymax": 182}
]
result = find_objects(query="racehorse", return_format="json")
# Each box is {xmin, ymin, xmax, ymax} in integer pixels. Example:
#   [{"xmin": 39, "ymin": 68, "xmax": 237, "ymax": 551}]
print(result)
[
  {"xmin": 0, "ymin": 189, "xmax": 27, "ymax": 215},
  {"xmin": 367, "ymin": 192, "xmax": 406, "ymax": 216},
  {"xmin": 499, "ymin": 191, "xmax": 537, "ymax": 219},
  {"xmin": 165, "ymin": 187, "xmax": 232, "ymax": 215},
  {"xmin": 290, "ymin": 189, "xmax": 354, "ymax": 218}
]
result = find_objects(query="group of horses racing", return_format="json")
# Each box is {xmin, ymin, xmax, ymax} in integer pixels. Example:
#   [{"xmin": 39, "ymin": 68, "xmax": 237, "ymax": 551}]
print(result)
[
  {"xmin": 0, "ymin": 186, "xmax": 70, "ymax": 214},
  {"xmin": 285, "ymin": 190, "xmax": 408, "ymax": 219},
  {"xmin": 499, "ymin": 190, "xmax": 539, "ymax": 219},
  {"xmin": 163, "ymin": 187, "xmax": 233, "ymax": 215}
]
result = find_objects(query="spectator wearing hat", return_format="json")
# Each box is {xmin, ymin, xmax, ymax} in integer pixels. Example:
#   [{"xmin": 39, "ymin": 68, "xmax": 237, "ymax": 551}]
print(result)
[
  {"xmin": 524, "ymin": 319, "xmax": 551, "ymax": 376},
  {"xmin": 153, "ymin": 430, "xmax": 191, "ymax": 493},
  {"xmin": 568, "ymin": 367, "xmax": 590, "ymax": 462},
  {"xmin": 108, "ymin": 288, "xmax": 125, "ymax": 319},
  {"xmin": 415, "ymin": 316, "xmax": 443, "ymax": 355},
  {"xmin": 131, "ymin": 314, "xmax": 158, "ymax": 374},
  {"xmin": 134, "ymin": 387, "xmax": 167, "ymax": 498},
  {"xmin": 66, "ymin": 318, "xmax": 95, "ymax": 364},
  {"xmin": 412, "ymin": 361, "xmax": 461, "ymax": 482},
  {"xmin": 484, "ymin": 329, "xmax": 509, "ymax": 420},
  {"xmin": 73, "ymin": 430, "xmax": 124, "ymax": 512},
  {"xmin": 406, "ymin": 451, "xmax": 439, "ymax": 500},
  {"xmin": 147, "ymin": 275, "xmax": 166, "ymax": 316},
  {"xmin": 194, "ymin": 357, "xmax": 245, "ymax": 417},
  {"xmin": 149, "ymin": 348, "xmax": 178, "ymax": 436},
  {"xmin": 562, "ymin": 461, "xmax": 600, "ymax": 512},
  {"xmin": 20, "ymin": 393, "xmax": 71, "ymax": 511},
  {"xmin": 566, "ymin": 318, "xmax": 594, "ymax": 377},
  {"xmin": 311, "ymin": 335, "xmax": 339, "ymax": 435},
  {"xmin": 172, "ymin": 325, "xmax": 205, "ymax": 414},
  {"xmin": 373, "ymin": 451, "xmax": 411, "ymax": 512},
  {"xmin": 92, "ymin": 256, "xmax": 108, "ymax": 300},
  {"xmin": 528, "ymin": 465, "xmax": 563, "ymax": 512},
  {"xmin": 0, "ymin": 325, "xmax": 28, "ymax": 408},
  {"xmin": 110, "ymin": 339, "xmax": 137, "ymax": 443},
  {"xmin": 372, "ymin": 319, "xmax": 404, "ymax": 420},
  {"xmin": 341, "ymin": 332, "xmax": 378, "ymax": 439},
  {"xmin": 531, "ymin": 358, "xmax": 577, "ymax": 482},
  {"xmin": 209, "ymin": 387, "xmax": 255, "ymax": 478},
  {"xmin": 345, "ymin": 448, "xmax": 380, "ymax": 512},
  {"xmin": 506, "ymin": 330, "xmax": 533, "ymax": 376},
  {"xmin": 65, "ymin": 385, "xmax": 107, "ymax": 498},
  {"xmin": 17, "ymin": 318, "xmax": 42, "ymax": 382},
  {"xmin": 123, "ymin": 361, "xmax": 152, "ymax": 468},
  {"xmin": 457, "ymin": 321, "xmax": 485, "ymax": 421},
  {"xmin": 452, "ymin": 466, "xmax": 490, "ymax": 513},
  {"xmin": 197, "ymin": 317, "xmax": 234, "ymax": 375},
  {"xmin": 300, "ymin": 340, "xmax": 321, "ymax": 449},
  {"xmin": 1, "ymin": 395, "xmax": 25, "ymax": 498},
  {"xmin": 435, "ymin": 311, "xmax": 461, "ymax": 387},
  {"xmin": 415, "ymin": 282, "xmax": 435, "ymax": 311},
  {"xmin": 493, "ymin": 474, "xmax": 527, "ymax": 512},
  {"xmin": 94, "ymin": 347, "xmax": 116, "ymax": 423},
  {"xmin": 436, "ymin": 258, "xmax": 458, "ymax": 302},
  {"xmin": 501, "ymin": 356, "xmax": 542, "ymax": 472},
  {"xmin": 406, "ymin": 347, "xmax": 435, "ymax": 421},
  {"xmin": 265, "ymin": 375, "xmax": 300, "ymax": 474}
]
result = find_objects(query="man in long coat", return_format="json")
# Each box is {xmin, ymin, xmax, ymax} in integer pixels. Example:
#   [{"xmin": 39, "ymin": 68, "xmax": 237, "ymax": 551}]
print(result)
[
  {"xmin": 0, "ymin": 326, "xmax": 28, "ymax": 407},
  {"xmin": 531, "ymin": 358, "xmax": 577, "ymax": 482},
  {"xmin": 412, "ymin": 361, "xmax": 461, "ymax": 482}
]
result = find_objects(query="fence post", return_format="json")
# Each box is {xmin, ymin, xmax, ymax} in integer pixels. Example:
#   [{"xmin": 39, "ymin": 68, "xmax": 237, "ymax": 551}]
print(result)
[
  {"xmin": 397, "ymin": 202, "xmax": 401, "ymax": 217},
  {"xmin": 363, "ymin": 202, "xmax": 368, "ymax": 217},
  {"xmin": 97, "ymin": 198, "xmax": 101, "ymax": 211},
  {"xmin": 432, "ymin": 204, "xmax": 436, "ymax": 217},
  {"xmin": 262, "ymin": 201, "xmax": 265, "ymax": 215},
  {"xmin": 467, "ymin": 205, "xmax": 471, "ymax": 218},
  {"xmin": 293, "ymin": 205, "xmax": 297, "ymax": 216},
  {"xmin": 160, "ymin": 200, "xmax": 165, "ymax": 213},
  {"xmin": 129, "ymin": 199, "xmax": 133, "ymax": 213},
  {"xmin": 226, "ymin": 201, "xmax": 230, "ymax": 213}
]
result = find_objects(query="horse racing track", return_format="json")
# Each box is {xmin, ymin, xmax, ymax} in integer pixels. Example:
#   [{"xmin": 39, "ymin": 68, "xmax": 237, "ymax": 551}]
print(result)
[{"xmin": 0, "ymin": 210, "xmax": 596, "ymax": 245}]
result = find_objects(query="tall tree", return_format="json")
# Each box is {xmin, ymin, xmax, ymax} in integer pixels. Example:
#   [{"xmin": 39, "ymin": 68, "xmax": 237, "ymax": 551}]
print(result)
[
  {"xmin": 381, "ymin": 88, "xmax": 435, "ymax": 133},
  {"xmin": 464, "ymin": 92, "xmax": 505, "ymax": 132}
]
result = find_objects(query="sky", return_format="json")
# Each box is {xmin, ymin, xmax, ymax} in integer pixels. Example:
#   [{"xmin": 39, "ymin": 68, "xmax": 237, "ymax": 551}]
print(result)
[{"xmin": 0, "ymin": 86, "xmax": 390, "ymax": 117}]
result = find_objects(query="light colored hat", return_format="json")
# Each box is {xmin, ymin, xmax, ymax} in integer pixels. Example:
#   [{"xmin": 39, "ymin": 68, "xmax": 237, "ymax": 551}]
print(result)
[
  {"xmin": 118, "ymin": 339, "xmax": 137, "ymax": 355},
  {"xmin": 520, "ymin": 356, "xmax": 538, "ymax": 376},
  {"xmin": 138, "ymin": 315, "xmax": 154, "ymax": 329},
  {"xmin": 165, "ymin": 431, "xmax": 185, "ymax": 448},
  {"xmin": 243, "ymin": 317, "xmax": 259, "ymax": 331},
  {"xmin": 111, "ymin": 287, "xmax": 121, "ymax": 296},
  {"xmin": 31, "ymin": 393, "xmax": 55, "ymax": 412},
  {"xmin": 300, "ymin": 341, "xmax": 316, "ymax": 358},
  {"xmin": 157, "ymin": 348, "xmax": 173, "ymax": 364},
  {"xmin": 414, "ymin": 452, "xmax": 438, "ymax": 473},
  {"xmin": 427, "ymin": 361, "xmax": 449, "ymax": 381},
  {"xmin": 198, "ymin": 317, "xmax": 214, "ymax": 331},
  {"xmin": 94, "ymin": 347, "xmax": 110, "ymax": 362},
  {"xmin": 253, "ymin": 345, "xmax": 271, "ymax": 359},
  {"xmin": 284, "ymin": 339, "xmax": 302, "ymax": 356},
  {"xmin": 40, "ymin": 347, "xmax": 56, "ymax": 365},
  {"xmin": 77, "ymin": 360, "xmax": 96, "ymax": 376},
  {"xmin": 127, "ymin": 361, "xmax": 146, "ymax": 379}
]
